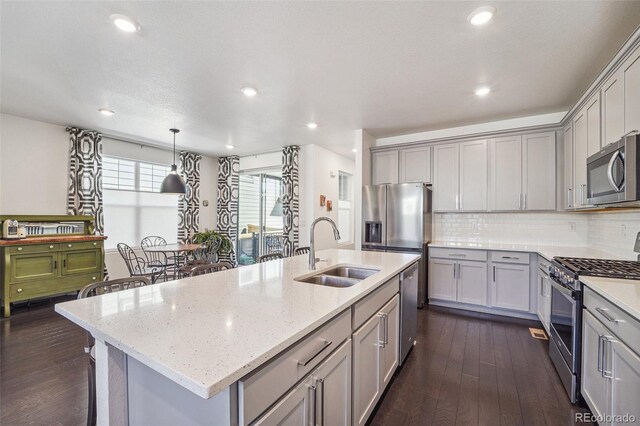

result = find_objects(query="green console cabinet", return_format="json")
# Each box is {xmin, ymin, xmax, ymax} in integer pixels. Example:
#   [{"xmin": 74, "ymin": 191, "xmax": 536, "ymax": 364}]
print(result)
[{"xmin": 0, "ymin": 215, "xmax": 106, "ymax": 317}]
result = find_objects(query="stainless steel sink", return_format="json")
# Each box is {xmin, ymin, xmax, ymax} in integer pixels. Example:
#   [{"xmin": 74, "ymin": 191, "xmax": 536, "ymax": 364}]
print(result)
[
  {"xmin": 296, "ymin": 267, "xmax": 380, "ymax": 288},
  {"xmin": 298, "ymin": 275, "xmax": 359, "ymax": 288},
  {"xmin": 323, "ymin": 266, "xmax": 379, "ymax": 280}
]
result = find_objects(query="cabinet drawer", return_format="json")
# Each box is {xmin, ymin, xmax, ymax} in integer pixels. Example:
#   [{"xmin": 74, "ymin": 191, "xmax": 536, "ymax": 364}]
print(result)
[
  {"xmin": 352, "ymin": 276, "xmax": 399, "ymax": 330},
  {"xmin": 238, "ymin": 309, "xmax": 351, "ymax": 425},
  {"xmin": 9, "ymin": 273, "xmax": 100, "ymax": 301},
  {"xmin": 584, "ymin": 286, "xmax": 640, "ymax": 350},
  {"xmin": 8, "ymin": 243, "xmax": 60, "ymax": 254},
  {"xmin": 61, "ymin": 241, "xmax": 102, "ymax": 251},
  {"xmin": 429, "ymin": 247, "xmax": 487, "ymax": 262},
  {"xmin": 490, "ymin": 251, "xmax": 530, "ymax": 264}
]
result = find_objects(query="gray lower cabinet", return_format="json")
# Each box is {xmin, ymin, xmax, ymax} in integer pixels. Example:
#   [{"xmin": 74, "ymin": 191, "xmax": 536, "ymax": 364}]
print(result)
[
  {"xmin": 353, "ymin": 294, "xmax": 400, "ymax": 426},
  {"xmin": 254, "ymin": 340, "xmax": 352, "ymax": 426},
  {"xmin": 582, "ymin": 287, "xmax": 640, "ymax": 425}
]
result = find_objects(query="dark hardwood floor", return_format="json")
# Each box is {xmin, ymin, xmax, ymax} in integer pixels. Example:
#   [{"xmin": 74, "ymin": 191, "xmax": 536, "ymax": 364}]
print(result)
[
  {"xmin": 1, "ymin": 295, "xmax": 87, "ymax": 426},
  {"xmin": 1, "ymin": 298, "xmax": 590, "ymax": 425},
  {"xmin": 370, "ymin": 305, "xmax": 592, "ymax": 426}
]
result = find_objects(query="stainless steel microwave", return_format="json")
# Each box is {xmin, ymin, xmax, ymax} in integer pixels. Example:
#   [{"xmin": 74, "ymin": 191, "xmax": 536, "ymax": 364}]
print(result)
[{"xmin": 587, "ymin": 132, "xmax": 640, "ymax": 206}]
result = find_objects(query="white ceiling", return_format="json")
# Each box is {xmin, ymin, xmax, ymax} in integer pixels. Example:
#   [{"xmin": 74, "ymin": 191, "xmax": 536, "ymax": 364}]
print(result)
[{"xmin": 2, "ymin": 1, "xmax": 639, "ymax": 158}]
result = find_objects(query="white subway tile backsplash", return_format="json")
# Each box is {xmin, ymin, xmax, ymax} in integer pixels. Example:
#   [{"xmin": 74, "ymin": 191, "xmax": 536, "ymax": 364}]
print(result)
[{"xmin": 434, "ymin": 210, "xmax": 640, "ymax": 259}]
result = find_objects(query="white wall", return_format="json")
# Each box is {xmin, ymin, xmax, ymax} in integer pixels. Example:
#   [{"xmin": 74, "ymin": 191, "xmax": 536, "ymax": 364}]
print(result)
[
  {"xmin": 299, "ymin": 144, "xmax": 355, "ymax": 250},
  {"xmin": 588, "ymin": 211, "xmax": 640, "ymax": 259},
  {"xmin": 0, "ymin": 113, "xmax": 69, "ymax": 214},
  {"xmin": 354, "ymin": 129, "xmax": 375, "ymax": 249}
]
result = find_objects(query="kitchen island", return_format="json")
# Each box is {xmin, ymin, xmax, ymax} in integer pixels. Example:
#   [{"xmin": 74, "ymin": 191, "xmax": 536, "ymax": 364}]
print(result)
[{"xmin": 55, "ymin": 248, "xmax": 419, "ymax": 425}]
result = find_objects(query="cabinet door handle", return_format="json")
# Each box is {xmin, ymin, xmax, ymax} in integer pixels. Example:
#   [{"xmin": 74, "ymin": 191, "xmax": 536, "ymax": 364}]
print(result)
[
  {"xmin": 17, "ymin": 247, "xmax": 23, "ymax": 251},
  {"xmin": 502, "ymin": 256, "xmax": 519, "ymax": 259},
  {"xmin": 493, "ymin": 266, "xmax": 496, "ymax": 282},
  {"xmin": 567, "ymin": 188, "xmax": 572, "ymax": 208},
  {"xmin": 448, "ymin": 253, "xmax": 467, "ymax": 257},
  {"xmin": 67, "ymin": 244, "xmax": 73, "ymax": 248},
  {"xmin": 384, "ymin": 313, "xmax": 389, "ymax": 345},
  {"xmin": 524, "ymin": 193, "xmax": 527, "ymax": 210},
  {"xmin": 315, "ymin": 377, "xmax": 324, "ymax": 426},
  {"xmin": 54, "ymin": 260, "xmax": 57, "ymax": 270},
  {"xmin": 595, "ymin": 307, "xmax": 620, "ymax": 323},
  {"xmin": 63, "ymin": 259, "xmax": 67, "ymax": 268},
  {"xmin": 597, "ymin": 335, "xmax": 603, "ymax": 373},
  {"xmin": 602, "ymin": 337, "xmax": 614, "ymax": 379},
  {"xmin": 308, "ymin": 384, "xmax": 317, "ymax": 426},
  {"xmin": 297, "ymin": 340, "xmax": 333, "ymax": 367},
  {"xmin": 16, "ymin": 288, "xmax": 23, "ymax": 293},
  {"xmin": 49, "ymin": 245, "xmax": 54, "ymax": 249}
]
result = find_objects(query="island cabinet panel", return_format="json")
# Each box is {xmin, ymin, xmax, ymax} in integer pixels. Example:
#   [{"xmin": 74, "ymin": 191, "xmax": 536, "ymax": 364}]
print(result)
[
  {"xmin": 238, "ymin": 309, "xmax": 351, "ymax": 425},
  {"xmin": 353, "ymin": 293, "xmax": 400, "ymax": 426},
  {"xmin": 352, "ymin": 275, "xmax": 399, "ymax": 330},
  {"xmin": 310, "ymin": 340, "xmax": 352, "ymax": 426},
  {"xmin": 352, "ymin": 311, "xmax": 383, "ymax": 426},
  {"xmin": 253, "ymin": 376, "xmax": 314, "ymax": 426}
]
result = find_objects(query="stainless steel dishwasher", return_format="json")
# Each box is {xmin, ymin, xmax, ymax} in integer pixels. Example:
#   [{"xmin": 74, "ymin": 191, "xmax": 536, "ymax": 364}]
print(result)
[{"xmin": 399, "ymin": 261, "xmax": 419, "ymax": 365}]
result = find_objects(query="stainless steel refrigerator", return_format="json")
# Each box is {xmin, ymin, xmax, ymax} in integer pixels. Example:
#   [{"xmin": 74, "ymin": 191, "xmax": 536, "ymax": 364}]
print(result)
[{"xmin": 362, "ymin": 183, "xmax": 432, "ymax": 364}]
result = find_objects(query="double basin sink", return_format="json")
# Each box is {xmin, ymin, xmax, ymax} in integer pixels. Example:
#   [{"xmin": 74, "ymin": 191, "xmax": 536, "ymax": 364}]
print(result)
[{"xmin": 296, "ymin": 266, "xmax": 379, "ymax": 288}]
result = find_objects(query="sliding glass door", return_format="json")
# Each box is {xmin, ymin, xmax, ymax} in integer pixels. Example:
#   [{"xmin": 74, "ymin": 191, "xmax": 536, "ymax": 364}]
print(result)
[{"xmin": 237, "ymin": 171, "xmax": 283, "ymax": 265}]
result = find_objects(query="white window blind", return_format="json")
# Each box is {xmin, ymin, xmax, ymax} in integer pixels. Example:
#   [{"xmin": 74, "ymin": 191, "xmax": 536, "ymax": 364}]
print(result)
[{"xmin": 103, "ymin": 156, "xmax": 178, "ymax": 250}]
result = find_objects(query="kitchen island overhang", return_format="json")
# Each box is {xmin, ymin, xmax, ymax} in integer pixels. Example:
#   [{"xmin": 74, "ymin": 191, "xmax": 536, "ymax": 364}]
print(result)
[{"xmin": 55, "ymin": 249, "xmax": 419, "ymax": 425}]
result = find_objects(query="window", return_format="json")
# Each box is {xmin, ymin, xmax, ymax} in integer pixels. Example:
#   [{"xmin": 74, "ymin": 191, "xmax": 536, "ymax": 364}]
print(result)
[
  {"xmin": 338, "ymin": 171, "xmax": 353, "ymax": 244},
  {"xmin": 103, "ymin": 156, "xmax": 179, "ymax": 250}
]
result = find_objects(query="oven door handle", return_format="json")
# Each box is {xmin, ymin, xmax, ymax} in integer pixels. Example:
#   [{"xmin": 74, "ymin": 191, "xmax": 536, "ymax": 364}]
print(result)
[
  {"xmin": 607, "ymin": 150, "xmax": 624, "ymax": 192},
  {"xmin": 549, "ymin": 278, "xmax": 576, "ymax": 299}
]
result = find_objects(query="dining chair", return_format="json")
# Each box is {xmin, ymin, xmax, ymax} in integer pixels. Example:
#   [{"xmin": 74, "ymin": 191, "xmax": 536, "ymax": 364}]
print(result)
[
  {"xmin": 78, "ymin": 277, "xmax": 151, "ymax": 426},
  {"xmin": 294, "ymin": 247, "xmax": 310, "ymax": 255},
  {"xmin": 117, "ymin": 243, "xmax": 164, "ymax": 283},
  {"xmin": 141, "ymin": 236, "xmax": 176, "ymax": 279},
  {"xmin": 179, "ymin": 261, "xmax": 234, "ymax": 278},
  {"xmin": 258, "ymin": 253, "xmax": 284, "ymax": 263}
]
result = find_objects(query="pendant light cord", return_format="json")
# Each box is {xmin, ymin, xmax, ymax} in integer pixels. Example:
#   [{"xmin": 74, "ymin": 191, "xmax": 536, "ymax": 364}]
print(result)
[{"xmin": 173, "ymin": 131, "xmax": 176, "ymax": 165}]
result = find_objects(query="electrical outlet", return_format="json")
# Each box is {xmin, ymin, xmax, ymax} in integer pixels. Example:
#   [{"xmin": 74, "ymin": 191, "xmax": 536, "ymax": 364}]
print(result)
[{"xmin": 568, "ymin": 222, "xmax": 576, "ymax": 232}]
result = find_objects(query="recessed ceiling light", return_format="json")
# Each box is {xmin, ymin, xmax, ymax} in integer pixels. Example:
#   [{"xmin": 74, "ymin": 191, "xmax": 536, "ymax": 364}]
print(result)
[
  {"xmin": 352, "ymin": 148, "xmax": 357, "ymax": 153},
  {"xmin": 98, "ymin": 108, "xmax": 115, "ymax": 116},
  {"xmin": 307, "ymin": 122, "xmax": 318, "ymax": 129},
  {"xmin": 241, "ymin": 87, "xmax": 258, "ymax": 97},
  {"xmin": 468, "ymin": 6, "xmax": 496, "ymax": 26},
  {"xmin": 110, "ymin": 14, "xmax": 140, "ymax": 33},
  {"xmin": 225, "ymin": 143, "xmax": 235, "ymax": 150},
  {"xmin": 475, "ymin": 86, "xmax": 491, "ymax": 96}
]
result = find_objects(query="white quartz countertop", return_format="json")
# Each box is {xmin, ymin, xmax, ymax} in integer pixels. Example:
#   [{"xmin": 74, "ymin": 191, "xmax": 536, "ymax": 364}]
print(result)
[
  {"xmin": 428, "ymin": 240, "xmax": 634, "ymax": 262},
  {"xmin": 581, "ymin": 276, "xmax": 640, "ymax": 322},
  {"xmin": 55, "ymin": 249, "xmax": 419, "ymax": 399}
]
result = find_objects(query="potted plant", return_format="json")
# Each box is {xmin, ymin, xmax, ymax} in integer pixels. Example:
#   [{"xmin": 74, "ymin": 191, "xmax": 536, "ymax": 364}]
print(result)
[{"xmin": 192, "ymin": 229, "xmax": 233, "ymax": 262}]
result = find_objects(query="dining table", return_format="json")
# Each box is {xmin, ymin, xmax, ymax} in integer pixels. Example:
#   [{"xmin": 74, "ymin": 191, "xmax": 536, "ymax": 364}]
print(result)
[{"xmin": 143, "ymin": 243, "xmax": 203, "ymax": 279}]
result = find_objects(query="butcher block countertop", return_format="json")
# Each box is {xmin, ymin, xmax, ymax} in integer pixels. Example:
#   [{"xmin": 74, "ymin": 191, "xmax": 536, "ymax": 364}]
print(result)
[{"xmin": 0, "ymin": 235, "xmax": 107, "ymax": 246}]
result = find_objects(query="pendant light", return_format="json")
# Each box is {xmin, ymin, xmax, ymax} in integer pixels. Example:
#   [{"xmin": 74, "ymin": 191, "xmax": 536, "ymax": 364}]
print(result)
[{"xmin": 160, "ymin": 128, "xmax": 187, "ymax": 194}]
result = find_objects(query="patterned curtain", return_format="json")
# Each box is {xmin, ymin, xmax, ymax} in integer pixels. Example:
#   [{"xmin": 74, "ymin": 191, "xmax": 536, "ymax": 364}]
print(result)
[
  {"xmin": 178, "ymin": 151, "xmax": 201, "ymax": 244},
  {"xmin": 66, "ymin": 127, "xmax": 108, "ymax": 278},
  {"xmin": 216, "ymin": 156, "xmax": 239, "ymax": 265},
  {"xmin": 66, "ymin": 127, "xmax": 104, "ymax": 234},
  {"xmin": 282, "ymin": 145, "xmax": 300, "ymax": 257}
]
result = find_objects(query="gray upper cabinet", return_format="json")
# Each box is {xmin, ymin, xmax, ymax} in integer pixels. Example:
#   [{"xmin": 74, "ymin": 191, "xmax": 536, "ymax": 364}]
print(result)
[
  {"xmin": 489, "ymin": 135, "xmax": 523, "ymax": 211},
  {"xmin": 572, "ymin": 93, "xmax": 599, "ymax": 209},
  {"xmin": 602, "ymin": 68, "xmax": 624, "ymax": 147},
  {"xmin": 459, "ymin": 140, "xmax": 488, "ymax": 211},
  {"xmin": 372, "ymin": 151, "xmax": 399, "ymax": 185},
  {"xmin": 433, "ymin": 143, "xmax": 460, "ymax": 211},
  {"xmin": 399, "ymin": 146, "xmax": 431, "ymax": 184},
  {"xmin": 522, "ymin": 133, "xmax": 556, "ymax": 211},
  {"xmin": 563, "ymin": 123, "xmax": 574, "ymax": 209},
  {"xmin": 624, "ymin": 46, "xmax": 640, "ymax": 134}
]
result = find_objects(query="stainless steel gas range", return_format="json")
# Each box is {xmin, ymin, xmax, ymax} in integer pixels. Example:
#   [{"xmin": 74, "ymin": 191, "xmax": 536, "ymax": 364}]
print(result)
[{"xmin": 548, "ymin": 257, "xmax": 640, "ymax": 404}]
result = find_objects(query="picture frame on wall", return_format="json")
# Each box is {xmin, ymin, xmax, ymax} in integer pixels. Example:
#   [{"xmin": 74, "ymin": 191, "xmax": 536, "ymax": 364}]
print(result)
[
  {"xmin": 320, "ymin": 195, "xmax": 326, "ymax": 206},
  {"xmin": 326, "ymin": 200, "xmax": 332, "ymax": 212}
]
